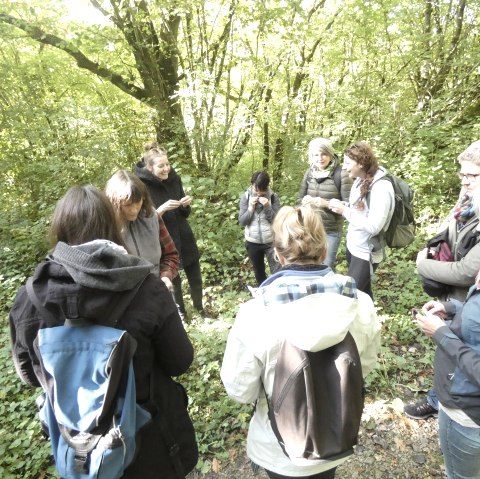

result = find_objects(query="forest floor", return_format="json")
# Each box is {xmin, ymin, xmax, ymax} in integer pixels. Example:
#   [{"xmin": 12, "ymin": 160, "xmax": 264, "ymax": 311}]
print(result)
[{"xmin": 188, "ymin": 398, "xmax": 444, "ymax": 479}]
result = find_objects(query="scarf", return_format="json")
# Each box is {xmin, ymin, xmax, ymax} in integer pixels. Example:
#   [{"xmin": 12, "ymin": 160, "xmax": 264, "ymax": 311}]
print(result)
[
  {"xmin": 310, "ymin": 158, "xmax": 337, "ymax": 181},
  {"xmin": 454, "ymin": 194, "xmax": 475, "ymax": 228}
]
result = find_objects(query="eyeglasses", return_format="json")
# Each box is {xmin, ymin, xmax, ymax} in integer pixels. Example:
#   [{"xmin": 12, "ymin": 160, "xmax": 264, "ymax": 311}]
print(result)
[{"xmin": 457, "ymin": 173, "xmax": 480, "ymax": 182}]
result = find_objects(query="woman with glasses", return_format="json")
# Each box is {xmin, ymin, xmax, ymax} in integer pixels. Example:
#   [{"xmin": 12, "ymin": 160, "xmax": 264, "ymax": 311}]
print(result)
[
  {"xmin": 416, "ymin": 140, "xmax": 480, "ymax": 302},
  {"xmin": 404, "ymin": 140, "xmax": 480, "ymax": 421}
]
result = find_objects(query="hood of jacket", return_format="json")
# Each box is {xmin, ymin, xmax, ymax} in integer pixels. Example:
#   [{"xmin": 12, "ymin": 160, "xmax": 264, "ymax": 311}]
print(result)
[
  {"xmin": 244, "ymin": 267, "xmax": 359, "ymax": 352},
  {"xmin": 135, "ymin": 161, "xmax": 181, "ymax": 187},
  {"xmin": 29, "ymin": 240, "xmax": 152, "ymax": 322},
  {"xmin": 51, "ymin": 240, "xmax": 151, "ymax": 291}
]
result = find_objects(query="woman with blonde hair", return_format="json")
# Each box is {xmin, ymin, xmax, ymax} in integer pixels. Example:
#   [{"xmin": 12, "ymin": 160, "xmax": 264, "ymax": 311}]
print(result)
[
  {"xmin": 136, "ymin": 143, "xmax": 204, "ymax": 318},
  {"xmin": 298, "ymin": 138, "xmax": 352, "ymax": 269},
  {"xmin": 221, "ymin": 204, "xmax": 379, "ymax": 479}
]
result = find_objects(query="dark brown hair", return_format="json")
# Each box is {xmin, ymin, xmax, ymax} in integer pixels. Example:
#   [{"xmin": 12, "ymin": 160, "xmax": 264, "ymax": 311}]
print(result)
[
  {"xmin": 105, "ymin": 170, "xmax": 155, "ymax": 218},
  {"xmin": 49, "ymin": 185, "xmax": 125, "ymax": 248},
  {"xmin": 344, "ymin": 141, "xmax": 379, "ymax": 202},
  {"xmin": 251, "ymin": 171, "xmax": 270, "ymax": 191}
]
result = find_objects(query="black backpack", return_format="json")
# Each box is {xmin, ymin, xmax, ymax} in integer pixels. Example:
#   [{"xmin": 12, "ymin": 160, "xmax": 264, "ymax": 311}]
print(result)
[
  {"xmin": 264, "ymin": 332, "xmax": 364, "ymax": 464},
  {"xmin": 368, "ymin": 172, "xmax": 416, "ymax": 248},
  {"xmin": 421, "ymin": 224, "xmax": 480, "ymax": 298}
]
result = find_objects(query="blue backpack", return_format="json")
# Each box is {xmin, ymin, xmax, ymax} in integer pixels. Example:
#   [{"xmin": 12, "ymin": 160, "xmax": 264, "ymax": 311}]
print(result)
[{"xmin": 26, "ymin": 278, "xmax": 152, "ymax": 479}]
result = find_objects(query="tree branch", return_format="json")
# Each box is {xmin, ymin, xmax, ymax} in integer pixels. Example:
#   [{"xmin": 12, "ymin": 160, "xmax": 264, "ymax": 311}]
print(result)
[{"xmin": 0, "ymin": 12, "xmax": 151, "ymax": 105}]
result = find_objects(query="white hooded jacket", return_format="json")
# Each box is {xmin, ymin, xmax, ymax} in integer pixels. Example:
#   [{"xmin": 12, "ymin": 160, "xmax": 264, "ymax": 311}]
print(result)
[{"xmin": 221, "ymin": 266, "xmax": 380, "ymax": 477}]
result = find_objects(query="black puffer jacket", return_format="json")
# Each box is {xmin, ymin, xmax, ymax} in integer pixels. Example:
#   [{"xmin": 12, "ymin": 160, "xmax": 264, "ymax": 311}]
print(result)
[
  {"xmin": 136, "ymin": 163, "xmax": 200, "ymax": 267},
  {"xmin": 9, "ymin": 240, "xmax": 198, "ymax": 478}
]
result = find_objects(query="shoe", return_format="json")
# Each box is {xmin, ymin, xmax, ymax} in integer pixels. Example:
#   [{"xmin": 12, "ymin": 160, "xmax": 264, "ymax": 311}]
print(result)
[{"xmin": 404, "ymin": 401, "xmax": 438, "ymax": 420}]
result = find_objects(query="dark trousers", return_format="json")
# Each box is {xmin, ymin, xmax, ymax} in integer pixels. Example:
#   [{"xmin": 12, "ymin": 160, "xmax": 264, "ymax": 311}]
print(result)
[
  {"xmin": 245, "ymin": 241, "xmax": 279, "ymax": 286},
  {"xmin": 266, "ymin": 467, "xmax": 337, "ymax": 479},
  {"xmin": 346, "ymin": 249, "xmax": 377, "ymax": 300},
  {"xmin": 172, "ymin": 260, "xmax": 203, "ymax": 313}
]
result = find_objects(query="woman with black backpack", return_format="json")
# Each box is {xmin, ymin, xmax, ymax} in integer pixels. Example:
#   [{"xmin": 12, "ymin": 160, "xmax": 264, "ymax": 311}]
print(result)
[{"xmin": 405, "ymin": 140, "xmax": 480, "ymax": 421}]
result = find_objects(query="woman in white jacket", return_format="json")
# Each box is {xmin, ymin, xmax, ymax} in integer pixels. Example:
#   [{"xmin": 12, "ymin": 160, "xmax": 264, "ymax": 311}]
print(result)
[
  {"xmin": 221, "ymin": 205, "xmax": 380, "ymax": 479},
  {"xmin": 329, "ymin": 141, "xmax": 394, "ymax": 300}
]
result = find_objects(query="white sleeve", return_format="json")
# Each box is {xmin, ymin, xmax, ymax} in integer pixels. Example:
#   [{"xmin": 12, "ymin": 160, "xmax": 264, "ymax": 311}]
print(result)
[
  {"xmin": 348, "ymin": 291, "xmax": 381, "ymax": 377},
  {"xmin": 221, "ymin": 309, "xmax": 263, "ymax": 404},
  {"xmin": 344, "ymin": 180, "xmax": 394, "ymax": 236}
]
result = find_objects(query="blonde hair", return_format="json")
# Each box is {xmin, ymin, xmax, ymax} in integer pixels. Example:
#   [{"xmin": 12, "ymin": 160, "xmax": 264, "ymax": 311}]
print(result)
[
  {"xmin": 272, "ymin": 205, "xmax": 327, "ymax": 264},
  {"xmin": 308, "ymin": 138, "xmax": 335, "ymax": 167},
  {"xmin": 458, "ymin": 140, "xmax": 480, "ymax": 166},
  {"xmin": 143, "ymin": 141, "xmax": 168, "ymax": 167}
]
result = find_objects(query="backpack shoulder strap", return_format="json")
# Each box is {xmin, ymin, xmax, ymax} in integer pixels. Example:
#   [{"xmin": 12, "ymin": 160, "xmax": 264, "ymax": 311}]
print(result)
[
  {"xmin": 365, "ymin": 175, "xmax": 389, "ymax": 207},
  {"xmin": 333, "ymin": 164, "xmax": 342, "ymax": 193}
]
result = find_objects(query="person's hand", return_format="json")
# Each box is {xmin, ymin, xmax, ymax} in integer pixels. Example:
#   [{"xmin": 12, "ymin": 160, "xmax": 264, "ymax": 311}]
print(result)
[
  {"xmin": 301, "ymin": 195, "xmax": 314, "ymax": 205},
  {"xmin": 422, "ymin": 300, "xmax": 447, "ymax": 319},
  {"xmin": 416, "ymin": 248, "xmax": 428, "ymax": 266},
  {"xmin": 328, "ymin": 199, "xmax": 345, "ymax": 215},
  {"xmin": 180, "ymin": 195, "xmax": 192, "ymax": 207},
  {"xmin": 315, "ymin": 197, "xmax": 328, "ymax": 208},
  {"xmin": 157, "ymin": 199, "xmax": 182, "ymax": 216},
  {"xmin": 248, "ymin": 196, "xmax": 258, "ymax": 211},
  {"xmin": 414, "ymin": 312, "xmax": 445, "ymax": 338},
  {"xmin": 258, "ymin": 196, "xmax": 269, "ymax": 206},
  {"xmin": 161, "ymin": 277, "xmax": 173, "ymax": 291}
]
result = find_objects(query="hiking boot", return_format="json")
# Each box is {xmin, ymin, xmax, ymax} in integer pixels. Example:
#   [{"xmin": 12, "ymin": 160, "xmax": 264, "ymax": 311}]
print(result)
[{"xmin": 404, "ymin": 400, "xmax": 438, "ymax": 420}]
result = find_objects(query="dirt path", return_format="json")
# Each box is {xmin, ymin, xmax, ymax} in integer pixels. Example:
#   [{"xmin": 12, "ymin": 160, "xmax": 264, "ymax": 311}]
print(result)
[{"xmin": 188, "ymin": 399, "xmax": 444, "ymax": 479}]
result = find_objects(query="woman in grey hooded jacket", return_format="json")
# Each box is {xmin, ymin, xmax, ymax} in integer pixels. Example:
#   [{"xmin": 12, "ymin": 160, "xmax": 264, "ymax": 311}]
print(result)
[{"xmin": 239, "ymin": 171, "xmax": 281, "ymax": 285}]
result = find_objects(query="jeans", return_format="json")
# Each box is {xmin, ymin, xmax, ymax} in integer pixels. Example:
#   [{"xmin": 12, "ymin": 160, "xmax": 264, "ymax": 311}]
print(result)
[
  {"xmin": 439, "ymin": 408, "xmax": 480, "ymax": 479},
  {"xmin": 427, "ymin": 389, "xmax": 439, "ymax": 411},
  {"xmin": 324, "ymin": 232, "xmax": 341, "ymax": 270},
  {"xmin": 245, "ymin": 241, "xmax": 279, "ymax": 286},
  {"xmin": 265, "ymin": 467, "xmax": 337, "ymax": 479}
]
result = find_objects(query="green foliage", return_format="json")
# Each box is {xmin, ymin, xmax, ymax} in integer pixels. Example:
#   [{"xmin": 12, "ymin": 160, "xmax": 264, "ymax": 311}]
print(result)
[
  {"xmin": 189, "ymin": 179, "xmax": 255, "ymax": 288},
  {"xmin": 0, "ymin": 326, "xmax": 55, "ymax": 478}
]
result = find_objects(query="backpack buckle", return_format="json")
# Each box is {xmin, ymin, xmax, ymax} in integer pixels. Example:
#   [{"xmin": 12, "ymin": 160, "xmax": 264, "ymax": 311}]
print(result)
[{"xmin": 74, "ymin": 452, "xmax": 89, "ymax": 474}]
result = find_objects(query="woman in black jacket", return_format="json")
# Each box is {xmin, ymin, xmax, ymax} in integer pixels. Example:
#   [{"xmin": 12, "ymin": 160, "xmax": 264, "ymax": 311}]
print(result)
[
  {"xmin": 136, "ymin": 142, "xmax": 204, "ymax": 318},
  {"xmin": 9, "ymin": 185, "xmax": 198, "ymax": 478}
]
